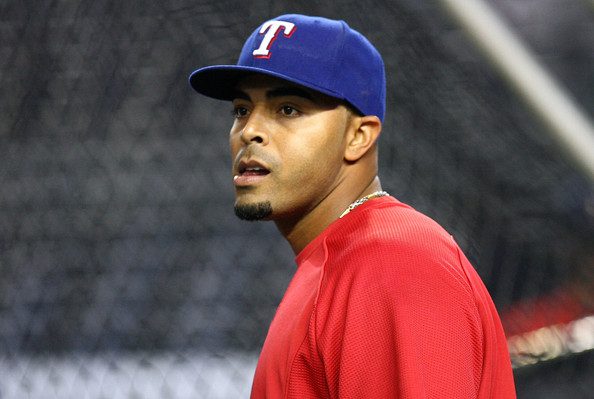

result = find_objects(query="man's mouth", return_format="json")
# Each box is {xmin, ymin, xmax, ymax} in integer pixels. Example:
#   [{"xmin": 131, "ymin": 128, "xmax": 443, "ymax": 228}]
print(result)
[
  {"xmin": 234, "ymin": 160, "xmax": 270, "ymax": 186},
  {"xmin": 239, "ymin": 166, "xmax": 270, "ymax": 177}
]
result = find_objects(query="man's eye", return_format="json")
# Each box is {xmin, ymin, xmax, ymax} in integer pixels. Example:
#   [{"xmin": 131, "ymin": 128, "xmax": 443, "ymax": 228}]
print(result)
[
  {"xmin": 280, "ymin": 106, "xmax": 299, "ymax": 117},
  {"xmin": 232, "ymin": 106, "xmax": 249, "ymax": 118}
]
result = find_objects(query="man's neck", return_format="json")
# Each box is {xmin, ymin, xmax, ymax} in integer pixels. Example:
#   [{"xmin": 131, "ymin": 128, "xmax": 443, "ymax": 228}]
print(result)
[{"xmin": 276, "ymin": 176, "xmax": 382, "ymax": 255}]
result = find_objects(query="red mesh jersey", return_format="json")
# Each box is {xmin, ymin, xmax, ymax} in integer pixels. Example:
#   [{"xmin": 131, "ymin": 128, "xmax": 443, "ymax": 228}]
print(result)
[{"xmin": 251, "ymin": 196, "xmax": 516, "ymax": 398}]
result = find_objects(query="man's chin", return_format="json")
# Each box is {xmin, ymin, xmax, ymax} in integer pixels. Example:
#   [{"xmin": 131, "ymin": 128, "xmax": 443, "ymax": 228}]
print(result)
[{"xmin": 234, "ymin": 201, "xmax": 273, "ymax": 221}]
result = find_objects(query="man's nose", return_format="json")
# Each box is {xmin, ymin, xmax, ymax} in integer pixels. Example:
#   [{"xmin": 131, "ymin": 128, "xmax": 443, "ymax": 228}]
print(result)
[{"xmin": 240, "ymin": 111, "xmax": 270, "ymax": 145}]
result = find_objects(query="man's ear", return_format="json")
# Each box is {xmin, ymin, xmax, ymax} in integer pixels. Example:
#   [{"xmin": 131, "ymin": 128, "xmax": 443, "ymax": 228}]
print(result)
[{"xmin": 344, "ymin": 115, "xmax": 382, "ymax": 162}]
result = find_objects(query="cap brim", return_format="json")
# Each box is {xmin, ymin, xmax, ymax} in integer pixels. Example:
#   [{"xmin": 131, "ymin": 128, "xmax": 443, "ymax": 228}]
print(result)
[{"xmin": 189, "ymin": 65, "xmax": 346, "ymax": 102}]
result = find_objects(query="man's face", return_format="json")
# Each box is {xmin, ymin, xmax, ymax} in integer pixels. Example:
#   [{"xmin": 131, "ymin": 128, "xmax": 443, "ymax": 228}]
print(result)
[{"xmin": 229, "ymin": 74, "xmax": 351, "ymax": 221}]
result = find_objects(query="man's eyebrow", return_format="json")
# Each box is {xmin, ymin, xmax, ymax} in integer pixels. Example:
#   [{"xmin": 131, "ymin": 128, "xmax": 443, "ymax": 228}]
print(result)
[{"xmin": 231, "ymin": 90, "xmax": 251, "ymax": 101}]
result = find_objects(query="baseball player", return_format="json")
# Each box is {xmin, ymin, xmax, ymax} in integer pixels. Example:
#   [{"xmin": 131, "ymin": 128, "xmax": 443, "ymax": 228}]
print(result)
[{"xmin": 189, "ymin": 14, "xmax": 516, "ymax": 398}]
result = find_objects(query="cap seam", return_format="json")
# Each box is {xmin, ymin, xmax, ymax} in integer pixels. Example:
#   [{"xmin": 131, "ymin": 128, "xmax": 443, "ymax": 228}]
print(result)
[{"xmin": 330, "ymin": 21, "xmax": 349, "ymax": 105}]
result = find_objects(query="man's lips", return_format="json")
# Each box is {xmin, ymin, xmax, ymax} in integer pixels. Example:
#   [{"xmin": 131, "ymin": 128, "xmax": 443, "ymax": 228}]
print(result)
[{"xmin": 233, "ymin": 159, "xmax": 271, "ymax": 187}]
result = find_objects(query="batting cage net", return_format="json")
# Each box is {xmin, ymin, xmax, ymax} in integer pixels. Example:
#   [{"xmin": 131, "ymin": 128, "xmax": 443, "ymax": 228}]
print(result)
[{"xmin": 1, "ymin": 0, "xmax": 593, "ymax": 398}]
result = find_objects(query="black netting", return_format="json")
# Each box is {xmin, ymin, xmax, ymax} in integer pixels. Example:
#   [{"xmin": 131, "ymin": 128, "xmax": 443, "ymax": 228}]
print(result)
[{"xmin": 1, "ymin": 0, "xmax": 593, "ymax": 398}]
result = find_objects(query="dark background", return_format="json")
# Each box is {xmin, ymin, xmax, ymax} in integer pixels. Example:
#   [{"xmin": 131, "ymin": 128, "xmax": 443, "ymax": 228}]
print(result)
[{"xmin": 1, "ymin": 0, "xmax": 593, "ymax": 397}]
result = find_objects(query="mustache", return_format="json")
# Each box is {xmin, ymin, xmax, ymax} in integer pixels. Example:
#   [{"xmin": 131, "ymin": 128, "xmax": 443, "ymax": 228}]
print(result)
[{"xmin": 233, "ymin": 147, "xmax": 277, "ymax": 170}]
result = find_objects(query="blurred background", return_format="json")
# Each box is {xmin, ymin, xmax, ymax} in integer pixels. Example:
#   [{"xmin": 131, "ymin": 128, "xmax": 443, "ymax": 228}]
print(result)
[{"xmin": 1, "ymin": 0, "xmax": 593, "ymax": 398}]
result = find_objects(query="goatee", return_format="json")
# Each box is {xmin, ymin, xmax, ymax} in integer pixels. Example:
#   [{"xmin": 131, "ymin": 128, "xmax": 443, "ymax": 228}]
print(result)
[{"xmin": 234, "ymin": 201, "xmax": 273, "ymax": 221}]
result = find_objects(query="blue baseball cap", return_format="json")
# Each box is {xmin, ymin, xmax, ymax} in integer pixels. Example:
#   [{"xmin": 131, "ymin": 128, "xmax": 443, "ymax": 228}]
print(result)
[{"xmin": 189, "ymin": 14, "xmax": 386, "ymax": 122}]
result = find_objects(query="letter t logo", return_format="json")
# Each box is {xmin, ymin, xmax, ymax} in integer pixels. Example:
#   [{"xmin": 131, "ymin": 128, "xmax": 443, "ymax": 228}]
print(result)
[{"xmin": 252, "ymin": 20, "xmax": 296, "ymax": 59}]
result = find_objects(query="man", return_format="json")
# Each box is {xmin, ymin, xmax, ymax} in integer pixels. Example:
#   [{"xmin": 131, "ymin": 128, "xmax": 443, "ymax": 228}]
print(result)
[{"xmin": 189, "ymin": 14, "xmax": 516, "ymax": 398}]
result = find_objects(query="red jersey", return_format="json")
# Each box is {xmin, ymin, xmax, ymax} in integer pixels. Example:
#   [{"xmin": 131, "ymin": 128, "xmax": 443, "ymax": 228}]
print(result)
[{"xmin": 251, "ymin": 196, "xmax": 516, "ymax": 398}]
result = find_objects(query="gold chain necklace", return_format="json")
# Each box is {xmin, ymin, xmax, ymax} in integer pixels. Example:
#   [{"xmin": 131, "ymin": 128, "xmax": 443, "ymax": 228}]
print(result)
[{"xmin": 339, "ymin": 191, "xmax": 389, "ymax": 218}]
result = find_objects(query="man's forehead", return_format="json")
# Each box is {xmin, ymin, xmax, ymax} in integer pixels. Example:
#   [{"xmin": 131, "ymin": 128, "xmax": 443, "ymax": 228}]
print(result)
[
  {"xmin": 233, "ymin": 74, "xmax": 338, "ymax": 105},
  {"xmin": 235, "ymin": 73, "xmax": 293, "ymax": 88}
]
